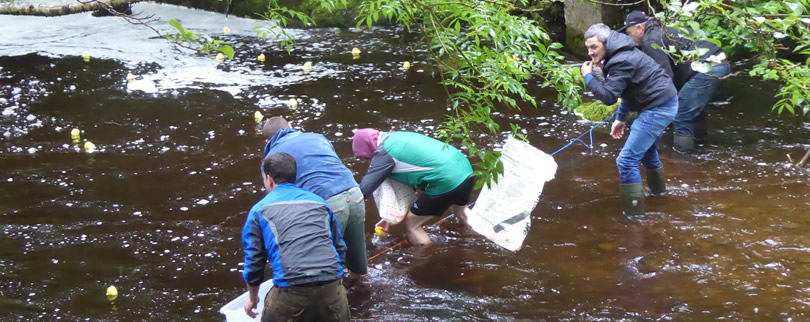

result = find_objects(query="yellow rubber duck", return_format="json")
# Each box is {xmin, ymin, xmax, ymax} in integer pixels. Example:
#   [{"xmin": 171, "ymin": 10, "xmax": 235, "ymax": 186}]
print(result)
[
  {"xmin": 82, "ymin": 51, "xmax": 90, "ymax": 63},
  {"xmin": 126, "ymin": 73, "xmax": 135, "ymax": 82},
  {"xmin": 289, "ymin": 98, "xmax": 298, "ymax": 110},
  {"xmin": 375, "ymin": 226, "xmax": 385, "ymax": 236},
  {"xmin": 254, "ymin": 111, "xmax": 264, "ymax": 122},
  {"xmin": 84, "ymin": 141, "xmax": 97, "ymax": 153},
  {"xmin": 223, "ymin": 26, "xmax": 231, "ymax": 34},
  {"xmin": 106, "ymin": 285, "xmax": 118, "ymax": 301},
  {"xmin": 403, "ymin": 61, "xmax": 411, "ymax": 70},
  {"xmin": 216, "ymin": 53, "xmax": 225, "ymax": 63},
  {"xmin": 257, "ymin": 53, "xmax": 266, "ymax": 63},
  {"xmin": 303, "ymin": 62, "xmax": 312, "ymax": 73},
  {"xmin": 351, "ymin": 48, "xmax": 361, "ymax": 56},
  {"xmin": 70, "ymin": 128, "xmax": 81, "ymax": 142}
]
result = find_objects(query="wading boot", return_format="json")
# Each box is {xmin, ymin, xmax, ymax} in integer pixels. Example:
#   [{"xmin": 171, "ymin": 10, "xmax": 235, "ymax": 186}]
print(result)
[
  {"xmin": 694, "ymin": 116, "xmax": 708, "ymax": 145},
  {"xmin": 673, "ymin": 134, "xmax": 694, "ymax": 153},
  {"xmin": 619, "ymin": 183, "xmax": 645, "ymax": 216},
  {"xmin": 646, "ymin": 167, "xmax": 666, "ymax": 195}
]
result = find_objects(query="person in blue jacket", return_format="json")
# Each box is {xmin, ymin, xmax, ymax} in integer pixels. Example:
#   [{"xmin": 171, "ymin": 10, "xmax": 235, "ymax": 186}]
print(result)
[
  {"xmin": 241, "ymin": 152, "xmax": 349, "ymax": 321},
  {"xmin": 262, "ymin": 117, "xmax": 367, "ymax": 276},
  {"xmin": 580, "ymin": 23, "xmax": 678, "ymax": 216}
]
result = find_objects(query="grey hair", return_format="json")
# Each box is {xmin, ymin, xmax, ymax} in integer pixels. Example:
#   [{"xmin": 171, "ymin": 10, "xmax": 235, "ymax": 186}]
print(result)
[{"xmin": 584, "ymin": 23, "xmax": 611, "ymax": 44}]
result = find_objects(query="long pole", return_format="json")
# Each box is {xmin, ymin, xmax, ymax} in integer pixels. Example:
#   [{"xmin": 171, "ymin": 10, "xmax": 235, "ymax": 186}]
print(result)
[{"xmin": 798, "ymin": 148, "xmax": 810, "ymax": 167}]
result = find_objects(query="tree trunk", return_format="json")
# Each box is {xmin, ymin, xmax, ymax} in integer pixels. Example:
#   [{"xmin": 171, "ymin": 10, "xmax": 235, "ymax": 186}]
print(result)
[{"xmin": 0, "ymin": 0, "xmax": 140, "ymax": 16}]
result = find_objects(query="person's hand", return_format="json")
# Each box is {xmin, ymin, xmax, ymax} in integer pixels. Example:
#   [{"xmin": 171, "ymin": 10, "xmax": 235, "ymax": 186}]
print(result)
[
  {"xmin": 610, "ymin": 120, "xmax": 626, "ymax": 139},
  {"xmin": 580, "ymin": 61, "xmax": 593, "ymax": 77},
  {"xmin": 244, "ymin": 293, "xmax": 259, "ymax": 318},
  {"xmin": 375, "ymin": 219, "xmax": 391, "ymax": 233}
]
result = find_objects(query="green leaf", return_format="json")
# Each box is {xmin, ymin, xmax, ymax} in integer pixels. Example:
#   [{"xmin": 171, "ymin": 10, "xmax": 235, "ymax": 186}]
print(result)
[
  {"xmin": 169, "ymin": 19, "xmax": 184, "ymax": 33},
  {"xmin": 216, "ymin": 46, "xmax": 235, "ymax": 60}
]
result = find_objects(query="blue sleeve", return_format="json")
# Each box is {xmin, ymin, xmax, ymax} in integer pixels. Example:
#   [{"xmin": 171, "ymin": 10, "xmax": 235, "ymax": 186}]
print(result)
[
  {"xmin": 616, "ymin": 100, "xmax": 629, "ymax": 122},
  {"xmin": 584, "ymin": 73, "xmax": 594, "ymax": 85},
  {"xmin": 242, "ymin": 210, "xmax": 268, "ymax": 286},
  {"xmin": 359, "ymin": 145, "xmax": 396, "ymax": 197}
]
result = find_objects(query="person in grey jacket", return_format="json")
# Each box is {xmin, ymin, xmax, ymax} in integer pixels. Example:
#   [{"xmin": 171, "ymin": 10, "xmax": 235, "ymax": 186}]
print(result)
[{"xmin": 580, "ymin": 23, "xmax": 678, "ymax": 216}]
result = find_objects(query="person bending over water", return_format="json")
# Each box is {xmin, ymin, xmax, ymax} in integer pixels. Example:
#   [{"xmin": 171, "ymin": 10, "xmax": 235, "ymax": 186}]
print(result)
[{"xmin": 352, "ymin": 129, "xmax": 474, "ymax": 248}]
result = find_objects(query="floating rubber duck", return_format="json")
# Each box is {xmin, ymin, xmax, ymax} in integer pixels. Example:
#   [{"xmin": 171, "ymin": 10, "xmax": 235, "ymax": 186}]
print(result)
[
  {"xmin": 254, "ymin": 111, "xmax": 264, "ymax": 123},
  {"xmin": 223, "ymin": 26, "xmax": 231, "ymax": 35},
  {"xmin": 82, "ymin": 51, "xmax": 90, "ymax": 63},
  {"xmin": 257, "ymin": 53, "xmax": 266, "ymax": 63},
  {"xmin": 126, "ymin": 73, "xmax": 135, "ymax": 82},
  {"xmin": 106, "ymin": 285, "xmax": 118, "ymax": 301},
  {"xmin": 70, "ymin": 128, "xmax": 81, "ymax": 142},
  {"xmin": 375, "ymin": 226, "xmax": 385, "ymax": 236},
  {"xmin": 403, "ymin": 61, "xmax": 411, "ymax": 70},
  {"xmin": 216, "ymin": 53, "xmax": 225, "ymax": 63},
  {"xmin": 84, "ymin": 141, "xmax": 96, "ymax": 153},
  {"xmin": 288, "ymin": 98, "xmax": 298, "ymax": 110},
  {"xmin": 351, "ymin": 48, "xmax": 361, "ymax": 55},
  {"xmin": 303, "ymin": 62, "xmax": 312, "ymax": 73}
]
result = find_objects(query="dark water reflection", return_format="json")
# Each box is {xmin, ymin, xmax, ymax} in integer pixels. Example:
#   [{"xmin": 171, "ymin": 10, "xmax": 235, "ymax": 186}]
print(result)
[{"xmin": 2, "ymin": 5, "xmax": 810, "ymax": 321}]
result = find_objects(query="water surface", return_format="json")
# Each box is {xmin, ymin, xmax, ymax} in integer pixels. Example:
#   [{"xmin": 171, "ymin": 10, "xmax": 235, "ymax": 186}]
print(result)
[{"xmin": 1, "ymin": 4, "xmax": 810, "ymax": 320}]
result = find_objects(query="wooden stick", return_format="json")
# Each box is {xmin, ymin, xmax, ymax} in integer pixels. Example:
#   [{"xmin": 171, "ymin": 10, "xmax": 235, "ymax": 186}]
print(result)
[{"xmin": 798, "ymin": 148, "xmax": 810, "ymax": 168}]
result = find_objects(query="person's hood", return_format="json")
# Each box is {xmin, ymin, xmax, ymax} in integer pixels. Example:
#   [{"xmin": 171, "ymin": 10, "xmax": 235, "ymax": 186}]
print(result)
[
  {"xmin": 352, "ymin": 128, "xmax": 380, "ymax": 159},
  {"xmin": 605, "ymin": 30, "xmax": 637, "ymax": 61},
  {"xmin": 263, "ymin": 127, "xmax": 297, "ymax": 157}
]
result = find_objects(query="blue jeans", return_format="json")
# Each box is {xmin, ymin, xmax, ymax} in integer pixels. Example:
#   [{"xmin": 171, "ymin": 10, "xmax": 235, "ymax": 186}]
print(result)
[
  {"xmin": 673, "ymin": 62, "xmax": 731, "ymax": 135},
  {"xmin": 617, "ymin": 98, "xmax": 678, "ymax": 184}
]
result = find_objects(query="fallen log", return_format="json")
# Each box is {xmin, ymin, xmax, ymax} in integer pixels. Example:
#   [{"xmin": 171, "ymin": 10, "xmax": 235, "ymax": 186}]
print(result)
[{"xmin": 0, "ymin": 0, "xmax": 139, "ymax": 16}]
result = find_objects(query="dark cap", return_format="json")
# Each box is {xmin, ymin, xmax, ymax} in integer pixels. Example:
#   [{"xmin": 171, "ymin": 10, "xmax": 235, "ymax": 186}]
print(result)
[{"xmin": 617, "ymin": 10, "xmax": 648, "ymax": 32}]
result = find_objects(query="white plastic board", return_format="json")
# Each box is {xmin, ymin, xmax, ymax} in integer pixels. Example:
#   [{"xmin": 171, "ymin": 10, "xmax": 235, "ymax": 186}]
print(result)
[{"xmin": 219, "ymin": 279, "xmax": 274, "ymax": 321}]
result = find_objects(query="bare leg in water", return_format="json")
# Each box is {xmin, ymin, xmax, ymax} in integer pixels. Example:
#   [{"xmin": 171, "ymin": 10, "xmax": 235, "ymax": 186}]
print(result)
[
  {"xmin": 451, "ymin": 204, "xmax": 470, "ymax": 226},
  {"xmin": 376, "ymin": 205, "xmax": 471, "ymax": 248},
  {"xmin": 402, "ymin": 211, "xmax": 435, "ymax": 247}
]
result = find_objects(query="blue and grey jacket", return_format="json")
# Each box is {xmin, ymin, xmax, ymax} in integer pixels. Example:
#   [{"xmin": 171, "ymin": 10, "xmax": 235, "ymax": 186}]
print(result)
[
  {"xmin": 263, "ymin": 128, "xmax": 358, "ymax": 200},
  {"xmin": 585, "ymin": 31, "xmax": 677, "ymax": 122},
  {"xmin": 242, "ymin": 183, "xmax": 346, "ymax": 287}
]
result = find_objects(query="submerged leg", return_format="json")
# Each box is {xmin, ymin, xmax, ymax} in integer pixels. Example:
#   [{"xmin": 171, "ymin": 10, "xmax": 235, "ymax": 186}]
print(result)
[{"xmin": 403, "ymin": 211, "xmax": 435, "ymax": 247}]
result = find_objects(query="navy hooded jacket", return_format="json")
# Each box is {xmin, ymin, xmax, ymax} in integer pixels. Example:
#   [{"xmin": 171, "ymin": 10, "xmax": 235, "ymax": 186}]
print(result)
[
  {"xmin": 586, "ymin": 31, "xmax": 677, "ymax": 121},
  {"xmin": 263, "ymin": 128, "xmax": 358, "ymax": 200},
  {"xmin": 640, "ymin": 20, "xmax": 724, "ymax": 90}
]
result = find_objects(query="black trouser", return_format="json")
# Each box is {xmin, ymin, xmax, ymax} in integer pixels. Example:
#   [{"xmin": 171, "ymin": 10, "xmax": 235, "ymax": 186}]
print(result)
[{"xmin": 262, "ymin": 279, "xmax": 349, "ymax": 322}]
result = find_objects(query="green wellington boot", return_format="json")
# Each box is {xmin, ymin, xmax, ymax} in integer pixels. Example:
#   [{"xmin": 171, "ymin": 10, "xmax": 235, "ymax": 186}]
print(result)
[
  {"xmin": 673, "ymin": 134, "xmax": 694, "ymax": 153},
  {"xmin": 646, "ymin": 167, "xmax": 666, "ymax": 195},
  {"xmin": 619, "ymin": 183, "xmax": 645, "ymax": 216}
]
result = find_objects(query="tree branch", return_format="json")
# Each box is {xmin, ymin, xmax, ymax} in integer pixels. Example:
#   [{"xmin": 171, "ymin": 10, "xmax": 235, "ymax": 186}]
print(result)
[{"xmin": 0, "ymin": 0, "xmax": 141, "ymax": 16}]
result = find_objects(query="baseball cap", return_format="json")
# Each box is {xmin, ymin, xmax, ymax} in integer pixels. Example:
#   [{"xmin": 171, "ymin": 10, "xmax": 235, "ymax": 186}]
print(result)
[{"xmin": 617, "ymin": 10, "xmax": 649, "ymax": 32}]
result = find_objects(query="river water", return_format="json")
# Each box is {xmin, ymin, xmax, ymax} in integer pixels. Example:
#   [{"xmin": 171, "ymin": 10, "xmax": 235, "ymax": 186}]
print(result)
[{"xmin": 1, "ymin": 3, "xmax": 810, "ymax": 320}]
